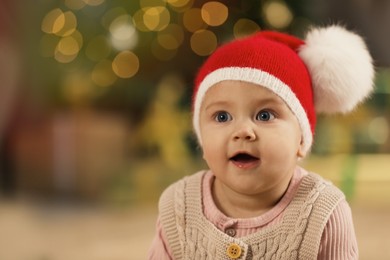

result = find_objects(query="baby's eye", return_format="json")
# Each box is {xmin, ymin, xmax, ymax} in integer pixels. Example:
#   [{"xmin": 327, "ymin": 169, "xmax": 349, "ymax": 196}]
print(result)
[
  {"xmin": 214, "ymin": 111, "xmax": 232, "ymax": 122},
  {"xmin": 256, "ymin": 110, "xmax": 275, "ymax": 121}
]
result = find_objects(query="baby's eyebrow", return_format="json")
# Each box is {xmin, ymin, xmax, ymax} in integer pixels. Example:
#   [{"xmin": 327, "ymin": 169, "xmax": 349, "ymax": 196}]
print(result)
[
  {"xmin": 204, "ymin": 101, "xmax": 231, "ymax": 111},
  {"xmin": 257, "ymin": 96, "xmax": 286, "ymax": 107},
  {"xmin": 203, "ymin": 95, "xmax": 286, "ymax": 111}
]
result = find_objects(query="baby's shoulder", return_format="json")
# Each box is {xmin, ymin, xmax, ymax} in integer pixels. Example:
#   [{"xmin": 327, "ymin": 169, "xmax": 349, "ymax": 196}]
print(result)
[
  {"xmin": 158, "ymin": 171, "xmax": 206, "ymax": 208},
  {"xmin": 301, "ymin": 171, "xmax": 346, "ymax": 206}
]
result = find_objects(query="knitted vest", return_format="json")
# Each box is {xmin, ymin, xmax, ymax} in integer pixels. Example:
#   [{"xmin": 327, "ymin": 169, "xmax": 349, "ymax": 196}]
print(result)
[{"xmin": 159, "ymin": 171, "xmax": 344, "ymax": 260}]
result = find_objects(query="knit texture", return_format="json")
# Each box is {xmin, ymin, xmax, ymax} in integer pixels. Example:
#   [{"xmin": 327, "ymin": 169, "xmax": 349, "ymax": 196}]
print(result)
[{"xmin": 159, "ymin": 171, "xmax": 344, "ymax": 260}]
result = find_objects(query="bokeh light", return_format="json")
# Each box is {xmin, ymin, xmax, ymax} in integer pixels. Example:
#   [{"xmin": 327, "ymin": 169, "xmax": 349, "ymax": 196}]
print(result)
[
  {"xmin": 54, "ymin": 48, "xmax": 78, "ymax": 63},
  {"xmin": 83, "ymin": 0, "xmax": 105, "ymax": 6},
  {"xmin": 65, "ymin": 0, "xmax": 87, "ymax": 10},
  {"xmin": 183, "ymin": 8, "xmax": 207, "ymax": 32},
  {"xmin": 233, "ymin": 18, "xmax": 261, "ymax": 38},
  {"xmin": 133, "ymin": 9, "xmax": 149, "ymax": 32},
  {"xmin": 57, "ymin": 36, "xmax": 79, "ymax": 56},
  {"xmin": 109, "ymin": 15, "xmax": 138, "ymax": 51},
  {"xmin": 190, "ymin": 29, "xmax": 217, "ymax": 56},
  {"xmin": 112, "ymin": 51, "xmax": 140, "ymax": 78},
  {"xmin": 157, "ymin": 24, "xmax": 184, "ymax": 50},
  {"xmin": 41, "ymin": 8, "xmax": 80, "ymax": 63},
  {"xmin": 70, "ymin": 30, "xmax": 83, "ymax": 49},
  {"xmin": 41, "ymin": 10, "xmax": 79, "ymax": 37},
  {"xmin": 101, "ymin": 7, "xmax": 127, "ymax": 30},
  {"xmin": 201, "ymin": 1, "xmax": 228, "ymax": 27},
  {"xmin": 91, "ymin": 59, "xmax": 117, "ymax": 87},
  {"xmin": 56, "ymin": 11, "xmax": 77, "ymax": 37},
  {"xmin": 166, "ymin": 0, "xmax": 193, "ymax": 12},
  {"xmin": 53, "ymin": 30, "xmax": 83, "ymax": 63},
  {"xmin": 263, "ymin": 0, "xmax": 293, "ymax": 29},
  {"xmin": 143, "ymin": 7, "xmax": 170, "ymax": 31},
  {"xmin": 41, "ymin": 8, "xmax": 65, "ymax": 34}
]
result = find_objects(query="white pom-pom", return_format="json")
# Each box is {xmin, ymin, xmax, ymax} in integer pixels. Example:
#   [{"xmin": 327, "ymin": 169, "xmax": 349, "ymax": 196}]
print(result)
[{"xmin": 299, "ymin": 25, "xmax": 375, "ymax": 114}]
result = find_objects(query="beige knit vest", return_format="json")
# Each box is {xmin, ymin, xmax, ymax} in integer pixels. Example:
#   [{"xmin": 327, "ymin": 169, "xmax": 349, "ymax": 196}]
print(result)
[{"xmin": 159, "ymin": 171, "xmax": 344, "ymax": 260}]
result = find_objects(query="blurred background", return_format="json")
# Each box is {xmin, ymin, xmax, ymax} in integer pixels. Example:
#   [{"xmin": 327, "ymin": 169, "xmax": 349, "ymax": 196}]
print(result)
[{"xmin": 0, "ymin": 0, "xmax": 389, "ymax": 259}]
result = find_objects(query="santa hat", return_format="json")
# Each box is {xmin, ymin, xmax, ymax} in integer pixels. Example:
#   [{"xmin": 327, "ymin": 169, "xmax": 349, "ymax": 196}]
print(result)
[{"xmin": 192, "ymin": 25, "xmax": 375, "ymax": 154}]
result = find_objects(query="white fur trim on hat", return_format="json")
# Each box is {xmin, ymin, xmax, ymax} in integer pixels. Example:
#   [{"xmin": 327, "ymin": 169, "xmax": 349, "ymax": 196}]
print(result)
[
  {"xmin": 299, "ymin": 25, "xmax": 375, "ymax": 113},
  {"xmin": 193, "ymin": 67, "xmax": 313, "ymax": 154}
]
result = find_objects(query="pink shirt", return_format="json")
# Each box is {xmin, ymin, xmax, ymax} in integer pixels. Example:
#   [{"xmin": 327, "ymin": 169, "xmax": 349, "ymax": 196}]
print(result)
[{"xmin": 149, "ymin": 168, "xmax": 358, "ymax": 259}]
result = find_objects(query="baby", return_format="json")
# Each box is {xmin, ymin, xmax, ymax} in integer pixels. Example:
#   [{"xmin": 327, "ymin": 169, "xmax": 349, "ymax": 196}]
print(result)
[{"xmin": 149, "ymin": 25, "xmax": 375, "ymax": 259}]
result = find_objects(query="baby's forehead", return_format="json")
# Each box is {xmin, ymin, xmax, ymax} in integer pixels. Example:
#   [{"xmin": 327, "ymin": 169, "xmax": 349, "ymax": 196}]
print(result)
[{"xmin": 200, "ymin": 80, "xmax": 295, "ymax": 117}]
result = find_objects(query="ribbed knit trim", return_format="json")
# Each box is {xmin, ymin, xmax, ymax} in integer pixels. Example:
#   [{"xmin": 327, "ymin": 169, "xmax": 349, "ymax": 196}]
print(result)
[
  {"xmin": 298, "ymin": 178, "xmax": 345, "ymax": 258},
  {"xmin": 158, "ymin": 176, "xmax": 186, "ymax": 259},
  {"xmin": 192, "ymin": 67, "xmax": 313, "ymax": 154}
]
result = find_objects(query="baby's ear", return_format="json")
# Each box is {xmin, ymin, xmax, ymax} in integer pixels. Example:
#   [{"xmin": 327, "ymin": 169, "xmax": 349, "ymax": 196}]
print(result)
[
  {"xmin": 297, "ymin": 148, "xmax": 306, "ymax": 158},
  {"xmin": 297, "ymin": 138, "xmax": 307, "ymax": 158}
]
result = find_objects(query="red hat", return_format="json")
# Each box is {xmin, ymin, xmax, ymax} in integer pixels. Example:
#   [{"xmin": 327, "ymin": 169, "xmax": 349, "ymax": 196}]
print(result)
[{"xmin": 192, "ymin": 25, "xmax": 375, "ymax": 154}]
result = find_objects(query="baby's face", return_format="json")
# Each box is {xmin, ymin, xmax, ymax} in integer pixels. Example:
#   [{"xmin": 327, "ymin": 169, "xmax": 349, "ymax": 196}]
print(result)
[{"xmin": 199, "ymin": 80, "xmax": 304, "ymax": 196}]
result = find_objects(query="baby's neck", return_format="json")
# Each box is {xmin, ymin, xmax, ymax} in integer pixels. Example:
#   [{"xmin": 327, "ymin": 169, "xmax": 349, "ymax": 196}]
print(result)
[{"xmin": 212, "ymin": 178, "xmax": 289, "ymax": 219}]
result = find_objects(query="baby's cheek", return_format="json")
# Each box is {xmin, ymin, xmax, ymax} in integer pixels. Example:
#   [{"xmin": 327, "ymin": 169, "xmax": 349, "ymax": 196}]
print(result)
[{"xmin": 202, "ymin": 143, "xmax": 220, "ymax": 162}]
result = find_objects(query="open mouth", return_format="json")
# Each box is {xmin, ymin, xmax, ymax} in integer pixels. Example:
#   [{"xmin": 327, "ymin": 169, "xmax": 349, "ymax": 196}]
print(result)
[
  {"xmin": 229, "ymin": 153, "xmax": 259, "ymax": 169},
  {"xmin": 230, "ymin": 153, "xmax": 259, "ymax": 163}
]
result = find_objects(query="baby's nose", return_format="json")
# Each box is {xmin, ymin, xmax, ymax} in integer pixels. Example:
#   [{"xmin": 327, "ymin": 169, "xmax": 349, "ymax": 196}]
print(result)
[{"xmin": 233, "ymin": 124, "xmax": 257, "ymax": 141}]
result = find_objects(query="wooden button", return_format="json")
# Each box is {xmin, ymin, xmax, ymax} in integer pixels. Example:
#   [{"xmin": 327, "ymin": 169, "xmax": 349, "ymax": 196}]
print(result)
[
  {"xmin": 225, "ymin": 228, "xmax": 236, "ymax": 237},
  {"xmin": 226, "ymin": 243, "xmax": 241, "ymax": 259}
]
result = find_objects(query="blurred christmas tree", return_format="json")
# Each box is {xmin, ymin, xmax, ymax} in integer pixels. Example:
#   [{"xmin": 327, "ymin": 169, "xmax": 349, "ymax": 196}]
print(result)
[{"xmin": 16, "ymin": 0, "xmax": 390, "ymax": 155}]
